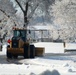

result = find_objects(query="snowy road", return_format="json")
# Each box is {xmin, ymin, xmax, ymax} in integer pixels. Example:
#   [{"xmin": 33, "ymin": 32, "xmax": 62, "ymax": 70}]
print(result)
[
  {"xmin": 44, "ymin": 53, "xmax": 76, "ymax": 62},
  {"xmin": 0, "ymin": 54, "xmax": 76, "ymax": 75},
  {"xmin": 8, "ymin": 54, "xmax": 76, "ymax": 64},
  {"xmin": 1, "ymin": 54, "xmax": 76, "ymax": 65},
  {"xmin": 0, "ymin": 43, "xmax": 76, "ymax": 75},
  {"xmin": 0, "ymin": 55, "xmax": 10, "ymax": 64}
]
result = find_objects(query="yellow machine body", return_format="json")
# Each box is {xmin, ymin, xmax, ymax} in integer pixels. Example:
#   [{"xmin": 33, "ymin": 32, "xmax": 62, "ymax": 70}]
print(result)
[{"xmin": 7, "ymin": 28, "xmax": 45, "ymax": 59}]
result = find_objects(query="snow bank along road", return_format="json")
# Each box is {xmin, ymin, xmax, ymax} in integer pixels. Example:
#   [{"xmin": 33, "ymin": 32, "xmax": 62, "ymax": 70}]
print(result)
[{"xmin": 0, "ymin": 43, "xmax": 76, "ymax": 75}]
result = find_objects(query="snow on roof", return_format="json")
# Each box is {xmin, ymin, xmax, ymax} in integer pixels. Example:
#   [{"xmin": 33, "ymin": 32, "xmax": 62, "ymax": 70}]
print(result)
[{"xmin": 28, "ymin": 25, "xmax": 55, "ymax": 30}]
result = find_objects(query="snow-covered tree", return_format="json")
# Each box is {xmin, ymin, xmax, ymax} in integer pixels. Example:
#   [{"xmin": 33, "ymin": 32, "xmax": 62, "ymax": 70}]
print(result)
[
  {"xmin": 0, "ymin": 0, "xmax": 17, "ymax": 42},
  {"xmin": 0, "ymin": 0, "xmax": 55, "ymax": 42},
  {"xmin": 0, "ymin": 0, "xmax": 16, "ymax": 16},
  {"xmin": 9, "ymin": 0, "xmax": 55, "ymax": 41},
  {"xmin": 51, "ymin": 0, "xmax": 76, "ymax": 42},
  {"xmin": 10, "ymin": 0, "xmax": 55, "ymax": 26}
]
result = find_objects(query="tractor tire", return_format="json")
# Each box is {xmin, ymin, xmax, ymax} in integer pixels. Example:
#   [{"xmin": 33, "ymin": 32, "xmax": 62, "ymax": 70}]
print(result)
[
  {"xmin": 24, "ymin": 53, "xmax": 26, "ymax": 59},
  {"xmin": 24, "ymin": 44, "xmax": 29, "ymax": 59},
  {"xmin": 7, "ymin": 51, "xmax": 12, "ymax": 59},
  {"xmin": 30, "ymin": 45, "xmax": 35, "ymax": 58},
  {"xmin": 13, "ymin": 55, "xmax": 18, "ymax": 59},
  {"xmin": 7, "ymin": 45, "xmax": 12, "ymax": 59}
]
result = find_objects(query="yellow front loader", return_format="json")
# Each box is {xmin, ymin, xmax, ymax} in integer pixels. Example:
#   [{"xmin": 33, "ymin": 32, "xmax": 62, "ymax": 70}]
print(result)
[{"xmin": 7, "ymin": 28, "xmax": 44, "ymax": 59}]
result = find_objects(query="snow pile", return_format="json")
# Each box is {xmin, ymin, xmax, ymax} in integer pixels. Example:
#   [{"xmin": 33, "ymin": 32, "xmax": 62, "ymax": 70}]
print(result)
[
  {"xmin": 65, "ymin": 43, "xmax": 76, "ymax": 49},
  {"xmin": 34, "ymin": 42, "xmax": 64, "ymax": 53}
]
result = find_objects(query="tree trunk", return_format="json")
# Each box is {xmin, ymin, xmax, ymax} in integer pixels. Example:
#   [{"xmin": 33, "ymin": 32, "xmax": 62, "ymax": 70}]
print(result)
[
  {"xmin": 24, "ymin": 2, "xmax": 28, "ymax": 28},
  {"xmin": 24, "ymin": 2, "xmax": 29, "ymax": 42},
  {"xmin": 15, "ymin": 0, "xmax": 29, "ymax": 42}
]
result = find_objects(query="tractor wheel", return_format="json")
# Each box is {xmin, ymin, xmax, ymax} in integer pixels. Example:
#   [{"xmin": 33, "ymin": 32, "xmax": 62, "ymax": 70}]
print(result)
[
  {"xmin": 7, "ymin": 45, "xmax": 12, "ymax": 59},
  {"xmin": 23, "ymin": 44, "xmax": 29, "ymax": 59},
  {"xmin": 13, "ymin": 55, "xmax": 18, "ymax": 59},
  {"xmin": 24, "ymin": 53, "xmax": 26, "ymax": 59},
  {"xmin": 24, "ymin": 48, "xmax": 27, "ymax": 59},
  {"xmin": 7, "ymin": 51, "xmax": 12, "ymax": 59}
]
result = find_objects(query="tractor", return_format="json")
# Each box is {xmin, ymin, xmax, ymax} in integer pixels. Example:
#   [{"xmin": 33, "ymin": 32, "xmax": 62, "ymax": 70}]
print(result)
[{"xmin": 7, "ymin": 28, "xmax": 44, "ymax": 59}]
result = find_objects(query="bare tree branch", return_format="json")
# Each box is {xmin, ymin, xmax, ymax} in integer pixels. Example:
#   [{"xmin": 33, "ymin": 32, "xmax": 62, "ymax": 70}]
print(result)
[
  {"xmin": 15, "ymin": 0, "xmax": 24, "ymax": 13},
  {"xmin": 24, "ymin": 2, "xmax": 29, "ymax": 26},
  {"xmin": 24, "ymin": 2, "xmax": 29, "ymax": 16},
  {"xmin": 0, "ymin": 8, "xmax": 17, "ymax": 26},
  {"xmin": 0, "ymin": 9, "xmax": 10, "ymax": 18},
  {"xmin": 28, "ymin": 3, "xmax": 39, "ymax": 19}
]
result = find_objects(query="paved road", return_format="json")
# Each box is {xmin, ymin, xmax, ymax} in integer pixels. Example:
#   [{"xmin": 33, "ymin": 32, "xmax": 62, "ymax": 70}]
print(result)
[{"xmin": 0, "ymin": 55, "xmax": 10, "ymax": 64}]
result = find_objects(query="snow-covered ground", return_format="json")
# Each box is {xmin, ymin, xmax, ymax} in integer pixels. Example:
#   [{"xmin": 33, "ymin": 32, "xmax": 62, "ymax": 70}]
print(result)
[{"xmin": 0, "ymin": 42, "xmax": 76, "ymax": 75}]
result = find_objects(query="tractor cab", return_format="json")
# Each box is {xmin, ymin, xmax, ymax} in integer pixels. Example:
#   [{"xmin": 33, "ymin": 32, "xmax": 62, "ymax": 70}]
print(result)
[
  {"xmin": 11, "ymin": 29, "xmax": 27, "ymax": 48},
  {"xmin": 13, "ymin": 29, "xmax": 27, "ymax": 42}
]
